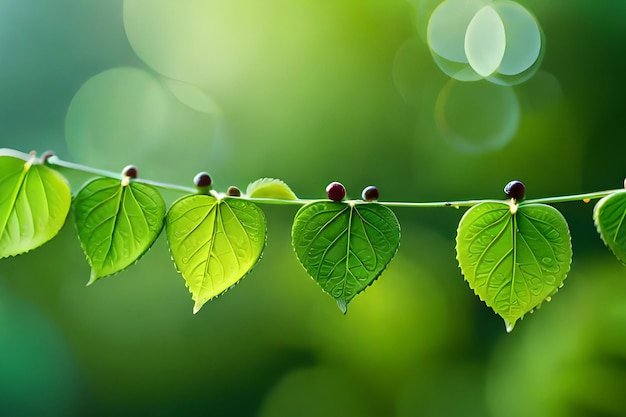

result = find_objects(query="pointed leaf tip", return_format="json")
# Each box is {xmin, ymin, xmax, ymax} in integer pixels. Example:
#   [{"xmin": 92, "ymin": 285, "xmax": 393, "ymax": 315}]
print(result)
[
  {"xmin": 504, "ymin": 319, "xmax": 515, "ymax": 333},
  {"xmin": 292, "ymin": 202, "xmax": 400, "ymax": 309},
  {"xmin": 193, "ymin": 302, "xmax": 202, "ymax": 315},
  {"xmin": 336, "ymin": 299, "xmax": 348, "ymax": 314},
  {"xmin": 86, "ymin": 274, "xmax": 96, "ymax": 287},
  {"xmin": 456, "ymin": 202, "xmax": 571, "ymax": 330}
]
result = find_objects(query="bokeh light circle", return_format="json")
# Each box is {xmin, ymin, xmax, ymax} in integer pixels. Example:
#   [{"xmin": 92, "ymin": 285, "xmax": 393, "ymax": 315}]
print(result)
[
  {"xmin": 487, "ymin": 1, "xmax": 544, "ymax": 86},
  {"xmin": 427, "ymin": 0, "xmax": 487, "ymax": 81},
  {"xmin": 123, "ymin": 0, "xmax": 215, "ymax": 85},
  {"xmin": 494, "ymin": 1, "xmax": 542, "ymax": 76},
  {"xmin": 162, "ymin": 78, "xmax": 222, "ymax": 115},
  {"xmin": 465, "ymin": 5, "xmax": 506, "ymax": 77},
  {"xmin": 435, "ymin": 79, "xmax": 520, "ymax": 152},
  {"xmin": 427, "ymin": 0, "xmax": 543, "ymax": 85},
  {"xmin": 65, "ymin": 67, "xmax": 216, "ymax": 180},
  {"xmin": 65, "ymin": 67, "xmax": 169, "ymax": 166},
  {"xmin": 123, "ymin": 0, "xmax": 263, "ymax": 89}
]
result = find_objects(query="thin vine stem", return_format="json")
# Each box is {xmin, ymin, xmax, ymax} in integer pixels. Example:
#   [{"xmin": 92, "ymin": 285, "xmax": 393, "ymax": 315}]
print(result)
[
  {"xmin": 45, "ymin": 155, "xmax": 621, "ymax": 208},
  {"xmin": 47, "ymin": 156, "xmax": 197, "ymax": 194},
  {"xmin": 524, "ymin": 191, "xmax": 618, "ymax": 205}
]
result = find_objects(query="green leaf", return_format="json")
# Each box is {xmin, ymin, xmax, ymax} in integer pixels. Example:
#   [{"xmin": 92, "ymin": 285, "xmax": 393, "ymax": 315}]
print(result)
[
  {"xmin": 73, "ymin": 177, "xmax": 166, "ymax": 284},
  {"xmin": 246, "ymin": 178, "xmax": 297, "ymax": 200},
  {"xmin": 291, "ymin": 201, "xmax": 401, "ymax": 313},
  {"xmin": 165, "ymin": 195, "xmax": 266, "ymax": 313},
  {"xmin": 0, "ymin": 153, "xmax": 71, "ymax": 258},
  {"xmin": 456, "ymin": 202, "xmax": 572, "ymax": 332},
  {"xmin": 593, "ymin": 190, "xmax": 626, "ymax": 264}
]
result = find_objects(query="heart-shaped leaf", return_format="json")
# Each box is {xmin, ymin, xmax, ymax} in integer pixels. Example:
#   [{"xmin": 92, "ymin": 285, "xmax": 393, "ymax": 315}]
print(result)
[
  {"xmin": 456, "ymin": 202, "xmax": 572, "ymax": 331},
  {"xmin": 593, "ymin": 190, "xmax": 626, "ymax": 264},
  {"xmin": 291, "ymin": 202, "xmax": 401, "ymax": 313},
  {"xmin": 165, "ymin": 195, "xmax": 266, "ymax": 313},
  {"xmin": 246, "ymin": 178, "xmax": 297, "ymax": 200},
  {"xmin": 0, "ymin": 152, "xmax": 71, "ymax": 258},
  {"xmin": 73, "ymin": 177, "xmax": 166, "ymax": 284}
]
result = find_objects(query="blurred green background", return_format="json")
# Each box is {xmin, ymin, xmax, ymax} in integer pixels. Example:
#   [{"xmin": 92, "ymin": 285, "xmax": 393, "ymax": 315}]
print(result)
[{"xmin": 1, "ymin": 0, "xmax": 626, "ymax": 416}]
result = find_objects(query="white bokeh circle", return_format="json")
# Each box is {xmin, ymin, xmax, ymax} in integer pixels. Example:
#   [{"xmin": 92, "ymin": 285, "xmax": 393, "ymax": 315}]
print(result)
[{"xmin": 427, "ymin": 0, "xmax": 543, "ymax": 85}]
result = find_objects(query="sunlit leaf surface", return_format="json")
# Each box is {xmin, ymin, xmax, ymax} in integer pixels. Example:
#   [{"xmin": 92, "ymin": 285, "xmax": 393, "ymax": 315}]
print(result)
[
  {"xmin": 594, "ymin": 191, "xmax": 626, "ymax": 264},
  {"xmin": 291, "ymin": 201, "xmax": 400, "ymax": 312},
  {"xmin": 0, "ymin": 152, "xmax": 71, "ymax": 258},
  {"xmin": 246, "ymin": 178, "xmax": 297, "ymax": 200},
  {"xmin": 456, "ymin": 202, "xmax": 571, "ymax": 331},
  {"xmin": 166, "ymin": 195, "xmax": 266, "ymax": 313},
  {"xmin": 73, "ymin": 177, "xmax": 166, "ymax": 284}
]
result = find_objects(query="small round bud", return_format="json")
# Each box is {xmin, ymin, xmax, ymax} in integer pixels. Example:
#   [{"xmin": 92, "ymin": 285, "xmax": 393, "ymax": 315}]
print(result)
[
  {"xmin": 40, "ymin": 150, "xmax": 55, "ymax": 163},
  {"xmin": 226, "ymin": 186, "xmax": 241, "ymax": 197},
  {"xmin": 194, "ymin": 172, "xmax": 212, "ymax": 188},
  {"xmin": 361, "ymin": 185, "xmax": 379, "ymax": 202},
  {"xmin": 326, "ymin": 181, "xmax": 346, "ymax": 202},
  {"xmin": 122, "ymin": 165, "xmax": 138, "ymax": 179},
  {"xmin": 504, "ymin": 180, "xmax": 526, "ymax": 201}
]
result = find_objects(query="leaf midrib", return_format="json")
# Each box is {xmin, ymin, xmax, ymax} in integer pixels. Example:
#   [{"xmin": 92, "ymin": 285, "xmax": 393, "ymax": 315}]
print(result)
[
  {"xmin": 0, "ymin": 162, "xmax": 29, "ymax": 242},
  {"xmin": 510, "ymin": 210, "xmax": 517, "ymax": 312},
  {"xmin": 340, "ymin": 206, "xmax": 354, "ymax": 300},
  {"xmin": 199, "ymin": 202, "xmax": 221, "ymax": 295},
  {"xmin": 100, "ymin": 184, "xmax": 126, "ymax": 272}
]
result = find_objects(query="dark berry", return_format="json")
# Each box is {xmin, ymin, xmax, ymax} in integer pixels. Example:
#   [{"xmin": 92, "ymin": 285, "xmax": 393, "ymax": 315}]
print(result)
[
  {"xmin": 326, "ymin": 182, "xmax": 346, "ymax": 202},
  {"xmin": 194, "ymin": 172, "xmax": 212, "ymax": 188},
  {"xmin": 122, "ymin": 165, "xmax": 138, "ymax": 179},
  {"xmin": 504, "ymin": 180, "xmax": 525, "ymax": 201},
  {"xmin": 361, "ymin": 185, "xmax": 379, "ymax": 202},
  {"xmin": 40, "ymin": 150, "xmax": 55, "ymax": 163},
  {"xmin": 226, "ymin": 186, "xmax": 241, "ymax": 197}
]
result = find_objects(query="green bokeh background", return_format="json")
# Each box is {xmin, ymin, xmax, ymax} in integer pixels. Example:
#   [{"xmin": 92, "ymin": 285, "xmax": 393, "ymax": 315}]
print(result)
[{"xmin": 1, "ymin": 0, "xmax": 626, "ymax": 416}]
